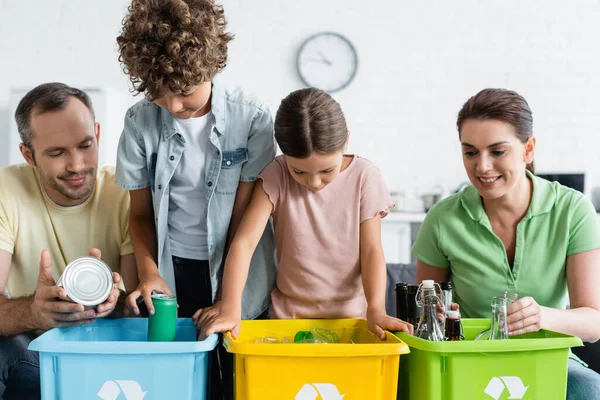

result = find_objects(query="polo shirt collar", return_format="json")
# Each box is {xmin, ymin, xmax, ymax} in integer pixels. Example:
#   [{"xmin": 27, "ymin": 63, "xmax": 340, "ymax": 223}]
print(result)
[{"xmin": 460, "ymin": 170, "xmax": 556, "ymax": 222}]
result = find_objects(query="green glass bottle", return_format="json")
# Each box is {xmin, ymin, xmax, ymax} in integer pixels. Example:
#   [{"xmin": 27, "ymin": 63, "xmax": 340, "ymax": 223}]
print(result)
[{"xmin": 148, "ymin": 293, "xmax": 178, "ymax": 342}]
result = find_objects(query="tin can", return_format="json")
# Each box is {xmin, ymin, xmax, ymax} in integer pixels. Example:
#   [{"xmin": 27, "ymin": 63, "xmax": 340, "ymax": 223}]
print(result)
[
  {"xmin": 147, "ymin": 293, "xmax": 178, "ymax": 342},
  {"xmin": 56, "ymin": 256, "xmax": 114, "ymax": 307}
]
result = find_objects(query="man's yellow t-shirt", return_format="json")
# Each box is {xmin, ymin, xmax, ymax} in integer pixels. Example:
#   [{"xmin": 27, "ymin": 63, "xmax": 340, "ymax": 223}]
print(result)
[{"xmin": 0, "ymin": 164, "xmax": 133, "ymax": 298}]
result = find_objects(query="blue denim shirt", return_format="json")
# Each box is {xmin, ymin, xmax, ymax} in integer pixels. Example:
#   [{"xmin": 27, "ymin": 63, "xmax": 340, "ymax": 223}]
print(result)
[{"xmin": 115, "ymin": 83, "xmax": 277, "ymax": 319}]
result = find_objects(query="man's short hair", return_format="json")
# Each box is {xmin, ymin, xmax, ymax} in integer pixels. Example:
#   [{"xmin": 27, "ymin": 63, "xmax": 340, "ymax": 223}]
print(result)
[{"xmin": 15, "ymin": 82, "xmax": 95, "ymax": 150}]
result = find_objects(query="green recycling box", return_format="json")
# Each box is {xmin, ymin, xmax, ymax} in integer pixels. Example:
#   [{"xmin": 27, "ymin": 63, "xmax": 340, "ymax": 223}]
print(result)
[{"xmin": 395, "ymin": 318, "xmax": 582, "ymax": 400}]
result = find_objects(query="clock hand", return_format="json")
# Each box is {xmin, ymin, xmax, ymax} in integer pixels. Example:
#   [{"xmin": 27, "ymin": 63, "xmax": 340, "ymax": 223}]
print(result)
[
  {"xmin": 304, "ymin": 57, "xmax": 332, "ymax": 65},
  {"xmin": 316, "ymin": 51, "xmax": 332, "ymax": 66}
]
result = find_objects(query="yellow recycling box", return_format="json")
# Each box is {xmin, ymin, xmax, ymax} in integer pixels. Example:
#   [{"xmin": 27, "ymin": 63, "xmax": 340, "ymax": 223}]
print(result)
[{"xmin": 224, "ymin": 318, "xmax": 409, "ymax": 400}]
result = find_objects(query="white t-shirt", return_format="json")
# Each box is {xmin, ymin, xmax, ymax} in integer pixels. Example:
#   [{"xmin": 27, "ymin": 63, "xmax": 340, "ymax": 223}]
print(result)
[{"xmin": 168, "ymin": 112, "xmax": 213, "ymax": 259}]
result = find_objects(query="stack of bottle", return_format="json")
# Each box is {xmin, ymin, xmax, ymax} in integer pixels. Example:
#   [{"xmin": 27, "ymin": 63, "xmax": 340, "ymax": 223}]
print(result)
[{"xmin": 396, "ymin": 279, "xmax": 463, "ymax": 342}]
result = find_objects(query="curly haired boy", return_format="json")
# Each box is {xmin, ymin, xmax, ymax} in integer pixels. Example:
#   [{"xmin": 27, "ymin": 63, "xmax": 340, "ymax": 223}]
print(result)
[{"xmin": 115, "ymin": 1, "xmax": 277, "ymax": 398}]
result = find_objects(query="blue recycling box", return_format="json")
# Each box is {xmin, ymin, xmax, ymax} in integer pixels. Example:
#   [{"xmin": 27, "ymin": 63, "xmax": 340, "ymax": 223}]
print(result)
[{"xmin": 28, "ymin": 318, "xmax": 218, "ymax": 400}]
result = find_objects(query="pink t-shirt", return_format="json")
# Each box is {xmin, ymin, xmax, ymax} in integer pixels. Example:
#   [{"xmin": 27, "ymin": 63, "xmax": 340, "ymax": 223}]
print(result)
[{"xmin": 258, "ymin": 155, "xmax": 394, "ymax": 319}]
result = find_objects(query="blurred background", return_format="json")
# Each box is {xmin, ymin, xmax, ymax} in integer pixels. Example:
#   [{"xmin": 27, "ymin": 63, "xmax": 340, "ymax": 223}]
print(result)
[{"xmin": 1, "ymin": 0, "xmax": 599, "ymax": 211}]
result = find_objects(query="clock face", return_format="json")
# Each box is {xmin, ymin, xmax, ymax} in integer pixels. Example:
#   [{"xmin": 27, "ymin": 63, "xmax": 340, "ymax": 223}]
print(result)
[{"xmin": 297, "ymin": 32, "xmax": 358, "ymax": 93}]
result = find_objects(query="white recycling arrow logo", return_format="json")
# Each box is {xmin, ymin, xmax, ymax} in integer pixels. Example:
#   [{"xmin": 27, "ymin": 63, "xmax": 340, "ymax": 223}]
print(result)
[
  {"xmin": 484, "ymin": 376, "xmax": 529, "ymax": 399},
  {"xmin": 295, "ymin": 383, "xmax": 345, "ymax": 400},
  {"xmin": 97, "ymin": 380, "xmax": 147, "ymax": 400}
]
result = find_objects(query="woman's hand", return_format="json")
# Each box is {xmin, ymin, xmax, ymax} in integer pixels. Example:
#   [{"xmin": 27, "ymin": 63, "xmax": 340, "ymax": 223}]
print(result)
[{"xmin": 507, "ymin": 296, "xmax": 545, "ymax": 336}]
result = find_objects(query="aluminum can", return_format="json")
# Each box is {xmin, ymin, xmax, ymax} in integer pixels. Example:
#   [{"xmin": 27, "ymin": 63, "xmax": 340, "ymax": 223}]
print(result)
[
  {"xmin": 148, "ymin": 293, "xmax": 178, "ymax": 342},
  {"xmin": 56, "ymin": 256, "xmax": 113, "ymax": 307}
]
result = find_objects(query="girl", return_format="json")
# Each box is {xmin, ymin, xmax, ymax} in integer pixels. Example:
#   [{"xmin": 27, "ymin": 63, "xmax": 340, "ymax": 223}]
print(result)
[{"xmin": 199, "ymin": 88, "xmax": 412, "ymax": 339}]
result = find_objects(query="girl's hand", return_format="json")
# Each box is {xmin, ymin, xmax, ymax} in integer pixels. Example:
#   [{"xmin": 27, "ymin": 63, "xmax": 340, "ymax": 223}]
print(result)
[
  {"xmin": 367, "ymin": 308, "xmax": 414, "ymax": 340},
  {"xmin": 192, "ymin": 301, "xmax": 221, "ymax": 329},
  {"xmin": 125, "ymin": 272, "xmax": 172, "ymax": 316},
  {"xmin": 197, "ymin": 306, "xmax": 242, "ymax": 340},
  {"xmin": 507, "ymin": 296, "xmax": 545, "ymax": 336}
]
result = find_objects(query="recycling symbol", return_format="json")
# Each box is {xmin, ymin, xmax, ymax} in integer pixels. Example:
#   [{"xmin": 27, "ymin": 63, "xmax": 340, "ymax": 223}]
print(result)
[
  {"xmin": 484, "ymin": 376, "xmax": 529, "ymax": 399},
  {"xmin": 295, "ymin": 383, "xmax": 345, "ymax": 400},
  {"xmin": 97, "ymin": 380, "xmax": 147, "ymax": 400}
]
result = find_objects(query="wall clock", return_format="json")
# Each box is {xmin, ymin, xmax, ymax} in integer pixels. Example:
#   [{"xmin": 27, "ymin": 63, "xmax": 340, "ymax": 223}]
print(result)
[{"xmin": 297, "ymin": 32, "xmax": 358, "ymax": 93}]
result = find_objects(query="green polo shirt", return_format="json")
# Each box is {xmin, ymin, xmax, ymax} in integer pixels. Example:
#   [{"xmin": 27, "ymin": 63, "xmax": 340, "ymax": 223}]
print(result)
[{"xmin": 412, "ymin": 171, "xmax": 600, "ymax": 319}]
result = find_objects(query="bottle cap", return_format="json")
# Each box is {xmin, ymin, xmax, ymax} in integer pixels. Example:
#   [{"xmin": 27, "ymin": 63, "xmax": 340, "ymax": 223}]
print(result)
[
  {"xmin": 422, "ymin": 280, "xmax": 435, "ymax": 288},
  {"xmin": 446, "ymin": 310, "xmax": 460, "ymax": 319}
]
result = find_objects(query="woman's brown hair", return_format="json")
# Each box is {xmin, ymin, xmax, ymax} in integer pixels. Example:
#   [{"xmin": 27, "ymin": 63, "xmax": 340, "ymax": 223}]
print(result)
[
  {"xmin": 457, "ymin": 88, "xmax": 535, "ymax": 173},
  {"xmin": 117, "ymin": 0, "xmax": 233, "ymax": 100},
  {"xmin": 275, "ymin": 88, "xmax": 348, "ymax": 158}
]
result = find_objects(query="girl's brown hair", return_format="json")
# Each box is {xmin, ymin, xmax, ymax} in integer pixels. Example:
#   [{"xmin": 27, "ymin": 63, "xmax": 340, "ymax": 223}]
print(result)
[
  {"xmin": 275, "ymin": 88, "xmax": 348, "ymax": 158},
  {"xmin": 457, "ymin": 88, "xmax": 535, "ymax": 173}
]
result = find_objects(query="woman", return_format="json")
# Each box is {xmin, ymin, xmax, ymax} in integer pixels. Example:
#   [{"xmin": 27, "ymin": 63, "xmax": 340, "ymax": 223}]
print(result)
[{"xmin": 413, "ymin": 88, "xmax": 600, "ymax": 399}]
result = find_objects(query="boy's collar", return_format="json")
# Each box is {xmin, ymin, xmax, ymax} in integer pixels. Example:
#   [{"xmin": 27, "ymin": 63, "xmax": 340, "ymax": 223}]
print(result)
[{"xmin": 161, "ymin": 82, "xmax": 226, "ymax": 139}]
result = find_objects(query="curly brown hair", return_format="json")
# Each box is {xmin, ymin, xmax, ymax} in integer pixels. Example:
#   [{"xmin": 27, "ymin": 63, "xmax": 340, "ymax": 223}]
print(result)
[{"xmin": 117, "ymin": 0, "xmax": 233, "ymax": 100}]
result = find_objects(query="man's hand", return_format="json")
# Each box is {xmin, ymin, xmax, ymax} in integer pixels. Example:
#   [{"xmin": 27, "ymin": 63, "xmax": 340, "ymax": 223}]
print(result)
[
  {"xmin": 88, "ymin": 248, "xmax": 122, "ymax": 318},
  {"xmin": 29, "ymin": 250, "xmax": 96, "ymax": 331}
]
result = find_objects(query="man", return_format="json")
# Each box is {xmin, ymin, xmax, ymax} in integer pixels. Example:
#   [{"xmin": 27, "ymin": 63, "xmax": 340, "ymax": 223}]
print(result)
[{"xmin": 0, "ymin": 82, "xmax": 137, "ymax": 399}]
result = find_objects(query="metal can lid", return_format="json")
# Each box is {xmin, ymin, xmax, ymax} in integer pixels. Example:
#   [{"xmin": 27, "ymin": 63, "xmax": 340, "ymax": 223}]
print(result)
[
  {"xmin": 151, "ymin": 292, "xmax": 177, "ymax": 301},
  {"xmin": 58, "ymin": 257, "xmax": 113, "ymax": 306},
  {"xmin": 446, "ymin": 310, "xmax": 461, "ymax": 319}
]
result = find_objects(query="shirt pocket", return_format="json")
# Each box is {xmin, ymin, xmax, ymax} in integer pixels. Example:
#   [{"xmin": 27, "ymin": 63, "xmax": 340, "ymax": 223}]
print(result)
[{"xmin": 215, "ymin": 148, "xmax": 248, "ymax": 194}]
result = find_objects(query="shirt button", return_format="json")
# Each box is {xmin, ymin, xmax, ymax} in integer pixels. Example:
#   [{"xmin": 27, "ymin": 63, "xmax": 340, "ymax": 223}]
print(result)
[
  {"xmin": 170, "ymin": 156, "xmax": 175, "ymax": 161},
  {"xmin": 226, "ymin": 160, "xmax": 232, "ymax": 166},
  {"xmin": 158, "ymin": 184, "xmax": 162, "ymax": 190},
  {"xmin": 207, "ymin": 181, "xmax": 213, "ymax": 187}
]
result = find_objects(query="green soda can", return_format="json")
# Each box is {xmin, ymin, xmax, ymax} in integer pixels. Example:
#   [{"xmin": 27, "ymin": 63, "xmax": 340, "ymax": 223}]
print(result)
[{"xmin": 147, "ymin": 293, "xmax": 178, "ymax": 342}]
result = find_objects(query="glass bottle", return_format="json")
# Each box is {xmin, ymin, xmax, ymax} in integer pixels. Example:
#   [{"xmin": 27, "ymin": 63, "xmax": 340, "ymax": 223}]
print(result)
[
  {"xmin": 395, "ymin": 282, "xmax": 408, "ymax": 321},
  {"xmin": 440, "ymin": 281, "xmax": 453, "ymax": 316},
  {"xmin": 407, "ymin": 284, "xmax": 421, "ymax": 329},
  {"xmin": 475, "ymin": 290, "xmax": 519, "ymax": 341},
  {"xmin": 415, "ymin": 280, "xmax": 445, "ymax": 341},
  {"xmin": 489, "ymin": 296, "xmax": 510, "ymax": 340},
  {"xmin": 445, "ymin": 310, "xmax": 463, "ymax": 341}
]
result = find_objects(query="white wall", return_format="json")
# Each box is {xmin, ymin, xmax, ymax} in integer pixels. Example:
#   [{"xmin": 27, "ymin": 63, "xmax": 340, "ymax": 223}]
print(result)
[{"xmin": 1, "ymin": 0, "xmax": 599, "ymax": 209}]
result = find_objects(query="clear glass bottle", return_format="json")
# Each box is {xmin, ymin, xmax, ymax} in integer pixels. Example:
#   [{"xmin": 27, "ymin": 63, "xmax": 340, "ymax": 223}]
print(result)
[
  {"xmin": 415, "ymin": 280, "xmax": 445, "ymax": 341},
  {"xmin": 489, "ymin": 296, "xmax": 510, "ymax": 340}
]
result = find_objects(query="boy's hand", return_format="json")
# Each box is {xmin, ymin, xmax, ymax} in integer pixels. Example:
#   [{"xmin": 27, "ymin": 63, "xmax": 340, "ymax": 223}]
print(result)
[
  {"xmin": 367, "ymin": 308, "xmax": 413, "ymax": 340},
  {"xmin": 125, "ymin": 272, "xmax": 171, "ymax": 316},
  {"xmin": 196, "ymin": 306, "xmax": 242, "ymax": 340}
]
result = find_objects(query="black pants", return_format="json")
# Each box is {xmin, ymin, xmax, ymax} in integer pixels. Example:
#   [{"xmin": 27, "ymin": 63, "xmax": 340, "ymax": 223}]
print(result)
[{"xmin": 173, "ymin": 256, "xmax": 233, "ymax": 400}]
